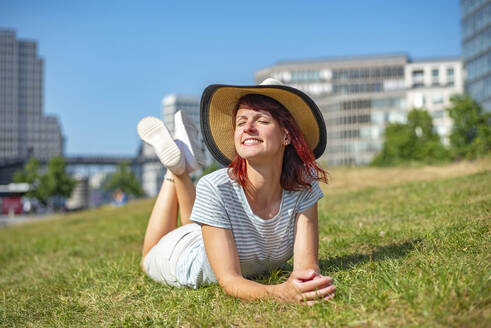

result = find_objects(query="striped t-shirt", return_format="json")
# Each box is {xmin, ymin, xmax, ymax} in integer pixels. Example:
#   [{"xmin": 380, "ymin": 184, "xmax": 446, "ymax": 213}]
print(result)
[{"xmin": 176, "ymin": 168, "xmax": 324, "ymax": 288}]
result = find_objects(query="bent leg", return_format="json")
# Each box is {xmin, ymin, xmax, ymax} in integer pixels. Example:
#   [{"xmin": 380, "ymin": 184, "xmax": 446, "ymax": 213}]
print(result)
[
  {"xmin": 173, "ymin": 171, "xmax": 196, "ymax": 225},
  {"xmin": 142, "ymin": 172, "xmax": 179, "ymax": 258},
  {"xmin": 141, "ymin": 170, "xmax": 198, "ymax": 258}
]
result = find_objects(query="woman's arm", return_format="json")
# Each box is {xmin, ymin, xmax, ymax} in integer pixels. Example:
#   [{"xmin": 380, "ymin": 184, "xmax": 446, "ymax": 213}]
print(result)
[
  {"xmin": 293, "ymin": 202, "xmax": 321, "ymax": 273},
  {"xmin": 201, "ymin": 223, "xmax": 335, "ymax": 303},
  {"xmin": 292, "ymin": 202, "xmax": 336, "ymax": 298}
]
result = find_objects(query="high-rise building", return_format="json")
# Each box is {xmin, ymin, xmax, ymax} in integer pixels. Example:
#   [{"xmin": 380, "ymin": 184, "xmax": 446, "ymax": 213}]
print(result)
[
  {"xmin": 162, "ymin": 94, "xmax": 211, "ymax": 167},
  {"xmin": 461, "ymin": 0, "xmax": 491, "ymax": 111},
  {"xmin": 256, "ymin": 54, "xmax": 463, "ymax": 166},
  {"xmin": 0, "ymin": 29, "xmax": 64, "ymax": 161}
]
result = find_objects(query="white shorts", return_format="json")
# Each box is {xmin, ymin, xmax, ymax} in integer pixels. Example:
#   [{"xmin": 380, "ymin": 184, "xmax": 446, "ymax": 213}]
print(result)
[{"xmin": 142, "ymin": 223, "xmax": 202, "ymax": 287}]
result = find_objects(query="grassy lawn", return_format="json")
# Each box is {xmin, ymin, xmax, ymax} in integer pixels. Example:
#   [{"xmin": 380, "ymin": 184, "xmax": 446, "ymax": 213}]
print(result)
[{"xmin": 0, "ymin": 160, "xmax": 489, "ymax": 327}]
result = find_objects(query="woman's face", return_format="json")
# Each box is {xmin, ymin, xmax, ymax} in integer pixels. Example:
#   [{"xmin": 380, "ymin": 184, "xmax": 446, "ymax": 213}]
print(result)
[{"xmin": 234, "ymin": 104, "xmax": 288, "ymax": 163}]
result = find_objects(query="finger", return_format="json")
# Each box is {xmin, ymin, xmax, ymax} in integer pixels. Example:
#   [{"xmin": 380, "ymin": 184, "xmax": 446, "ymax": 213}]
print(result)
[
  {"xmin": 313, "ymin": 274, "xmax": 332, "ymax": 281},
  {"xmin": 291, "ymin": 269, "xmax": 317, "ymax": 281},
  {"xmin": 301, "ymin": 285, "xmax": 336, "ymax": 300},
  {"xmin": 295, "ymin": 276, "xmax": 333, "ymax": 292},
  {"xmin": 324, "ymin": 293, "xmax": 335, "ymax": 301},
  {"xmin": 303, "ymin": 293, "xmax": 335, "ymax": 306}
]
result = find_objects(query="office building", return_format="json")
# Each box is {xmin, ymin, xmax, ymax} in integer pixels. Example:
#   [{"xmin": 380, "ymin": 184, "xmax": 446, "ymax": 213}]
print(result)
[
  {"xmin": 0, "ymin": 29, "xmax": 64, "ymax": 161},
  {"xmin": 405, "ymin": 58, "xmax": 464, "ymax": 145},
  {"xmin": 461, "ymin": 0, "xmax": 491, "ymax": 111},
  {"xmin": 256, "ymin": 54, "xmax": 463, "ymax": 166}
]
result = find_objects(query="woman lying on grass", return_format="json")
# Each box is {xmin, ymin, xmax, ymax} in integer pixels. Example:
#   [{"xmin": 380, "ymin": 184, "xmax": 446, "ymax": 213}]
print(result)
[{"xmin": 137, "ymin": 78, "xmax": 335, "ymax": 304}]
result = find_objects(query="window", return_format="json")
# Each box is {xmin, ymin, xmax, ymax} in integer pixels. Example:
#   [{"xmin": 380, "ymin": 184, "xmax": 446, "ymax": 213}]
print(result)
[
  {"xmin": 432, "ymin": 110, "xmax": 445, "ymax": 119},
  {"xmin": 340, "ymin": 129, "xmax": 360, "ymax": 139},
  {"xmin": 412, "ymin": 70, "xmax": 424, "ymax": 78},
  {"xmin": 412, "ymin": 70, "xmax": 424, "ymax": 86},
  {"xmin": 432, "ymin": 69, "xmax": 440, "ymax": 86},
  {"xmin": 432, "ymin": 94, "xmax": 444, "ymax": 104},
  {"xmin": 413, "ymin": 94, "xmax": 426, "ymax": 108}
]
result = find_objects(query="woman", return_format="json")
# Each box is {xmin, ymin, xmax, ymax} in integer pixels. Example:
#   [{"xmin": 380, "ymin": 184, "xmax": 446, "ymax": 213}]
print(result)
[{"xmin": 138, "ymin": 78, "xmax": 335, "ymax": 304}]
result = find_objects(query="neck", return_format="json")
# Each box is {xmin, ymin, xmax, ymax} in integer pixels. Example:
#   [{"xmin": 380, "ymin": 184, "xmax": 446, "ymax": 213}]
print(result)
[{"xmin": 244, "ymin": 157, "xmax": 283, "ymax": 203}]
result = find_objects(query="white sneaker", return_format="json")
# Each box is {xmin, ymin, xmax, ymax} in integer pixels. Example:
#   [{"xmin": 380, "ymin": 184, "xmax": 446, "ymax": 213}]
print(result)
[
  {"xmin": 174, "ymin": 110, "xmax": 206, "ymax": 173},
  {"xmin": 137, "ymin": 116, "xmax": 185, "ymax": 175}
]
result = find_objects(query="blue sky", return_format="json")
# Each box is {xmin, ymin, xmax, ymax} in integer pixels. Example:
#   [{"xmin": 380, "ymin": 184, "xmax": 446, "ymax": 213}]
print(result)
[{"xmin": 1, "ymin": 0, "xmax": 461, "ymax": 156}]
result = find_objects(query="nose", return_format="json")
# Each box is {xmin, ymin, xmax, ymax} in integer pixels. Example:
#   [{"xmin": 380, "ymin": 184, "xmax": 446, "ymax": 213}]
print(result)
[{"xmin": 243, "ymin": 121, "xmax": 257, "ymax": 133}]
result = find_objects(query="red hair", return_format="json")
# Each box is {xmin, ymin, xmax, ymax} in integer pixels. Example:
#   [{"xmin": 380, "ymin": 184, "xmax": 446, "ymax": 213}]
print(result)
[{"xmin": 228, "ymin": 94, "xmax": 328, "ymax": 191}]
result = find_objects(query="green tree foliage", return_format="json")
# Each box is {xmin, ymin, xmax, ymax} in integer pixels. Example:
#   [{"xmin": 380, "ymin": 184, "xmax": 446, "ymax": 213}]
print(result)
[
  {"xmin": 43, "ymin": 156, "xmax": 76, "ymax": 199},
  {"xmin": 103, "ymin": 161, "xmax": 144, "ymax": 197},
  {"xmin": 371, "ymin": 108, "xmax": 449, "ymax": 166},
  {"xmin": 447, "ymin": 94, "xmax": 491, "ymax": 159},
  {"xmin": 13, "ymin": 157, "xmax": 47, "ymax": 204},
  {"xmin": 13, "ymin": 156, "xmax": 75, "ymax": 205},
  {"xmin": 199, "ymin": 161, "xmax": 220, "ymax": 179},
  {"xmin": 13, "ymin": 157, "xmax": 40, "ymax": 186}
]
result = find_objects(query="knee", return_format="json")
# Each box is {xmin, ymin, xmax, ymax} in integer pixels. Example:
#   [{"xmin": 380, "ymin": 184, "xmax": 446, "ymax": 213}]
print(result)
[{"xmin": 140, "ymin": 256, "xmax": 147, "ymax": 274}]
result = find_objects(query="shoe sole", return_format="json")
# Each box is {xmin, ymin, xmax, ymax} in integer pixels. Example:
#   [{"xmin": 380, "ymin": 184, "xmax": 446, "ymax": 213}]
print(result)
[
  {"xmin": 176, "ymin": 111, "xmax": 207, "ymax": 167},
  {"xmin": 137, "ymin": 116, "xmax": 183, "ymax": 170}
]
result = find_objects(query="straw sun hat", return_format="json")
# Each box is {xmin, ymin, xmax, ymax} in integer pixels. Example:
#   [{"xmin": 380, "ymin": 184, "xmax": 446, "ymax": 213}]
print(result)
[{"xmin": 200, "ymin": 78, "xmax": 326, "ymax": 166}]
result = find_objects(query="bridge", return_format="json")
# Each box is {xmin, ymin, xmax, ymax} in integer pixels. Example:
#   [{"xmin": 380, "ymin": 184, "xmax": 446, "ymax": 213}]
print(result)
[
  {"xmin": 0, "ymin": 155, "xmax": 160, "ymax": 168},
  {"xmin": 0, "ymin": 155, "xmax": 161, "ymax": 184}
]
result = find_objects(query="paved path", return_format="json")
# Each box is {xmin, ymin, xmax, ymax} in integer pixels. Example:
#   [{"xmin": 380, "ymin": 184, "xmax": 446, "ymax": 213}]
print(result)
[{"xmin": 0, "ymin": 214, "xmax": 51, "ymax": 227}]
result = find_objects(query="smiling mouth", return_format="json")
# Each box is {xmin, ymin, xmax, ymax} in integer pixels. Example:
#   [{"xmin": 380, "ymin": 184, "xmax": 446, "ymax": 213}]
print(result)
[{"xmin": 242, "ymin": 138, "xmax": 263, "ymax": 145}]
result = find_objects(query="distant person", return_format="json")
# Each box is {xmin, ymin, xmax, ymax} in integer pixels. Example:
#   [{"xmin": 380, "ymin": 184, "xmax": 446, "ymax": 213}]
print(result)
[
  {"xmin": 22, "ymin": 197, "xmax": 32, "ymax": 214},
  {"xmin": 113, "ymin": 189, "xmax": 127, "ymax": 207},
  {"xmin": 137, "ymin": 79, "xmax": 335, "ymax": 304}
]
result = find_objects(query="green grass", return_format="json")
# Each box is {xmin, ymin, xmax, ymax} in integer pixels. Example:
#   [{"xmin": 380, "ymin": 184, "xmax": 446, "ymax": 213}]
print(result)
[{"xmin": 0, "ymin": 167, "xmax": 489, "ymax": 327}]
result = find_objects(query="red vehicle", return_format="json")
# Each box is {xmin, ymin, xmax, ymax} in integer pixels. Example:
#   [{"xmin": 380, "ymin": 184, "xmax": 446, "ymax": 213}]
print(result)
[{"xmin": 1, "ymin": 196, "xmax": 23, "ymax": 214}]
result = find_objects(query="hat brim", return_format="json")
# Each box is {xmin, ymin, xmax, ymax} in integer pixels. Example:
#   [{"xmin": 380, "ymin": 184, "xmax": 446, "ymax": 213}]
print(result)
[{"xmin": 200, "ymin": 84, "xmax": 326, "ymax": 167}]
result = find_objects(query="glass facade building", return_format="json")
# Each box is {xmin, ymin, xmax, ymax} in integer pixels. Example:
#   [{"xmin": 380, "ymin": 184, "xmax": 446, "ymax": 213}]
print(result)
[
  {"xmin": 256, "ymin": 54, "xmax": 463, "ymax": 166},
  {"xmin": 461, "ymin": 0, "xmax": 491, "ymax": 111}
]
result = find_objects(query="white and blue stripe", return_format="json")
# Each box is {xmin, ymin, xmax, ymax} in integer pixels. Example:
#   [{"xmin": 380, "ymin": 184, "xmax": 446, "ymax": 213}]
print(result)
[{"xmin": 175, "ymin": 168, "xmax": 324, "ymax": 288}]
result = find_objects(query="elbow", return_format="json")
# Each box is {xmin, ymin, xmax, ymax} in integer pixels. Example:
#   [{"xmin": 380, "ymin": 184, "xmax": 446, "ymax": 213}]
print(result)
[{"xmin": 218, "ymin": 275, "xmax": 241, "ymax": 298}]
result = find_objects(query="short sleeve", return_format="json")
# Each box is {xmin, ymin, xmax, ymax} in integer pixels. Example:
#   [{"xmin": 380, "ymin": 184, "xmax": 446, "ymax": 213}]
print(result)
[
  {"xmin": 297, "ymin": 179, "xmax": 324, "ymax": 213},
  {"xmin": 190, "ymin": 177, "xmax": 232, "ymax": 229}
]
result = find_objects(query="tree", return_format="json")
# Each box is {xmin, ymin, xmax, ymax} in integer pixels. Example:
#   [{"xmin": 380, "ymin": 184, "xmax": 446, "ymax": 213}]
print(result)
[
  {"xmin": 13, "ymin": 157, "xmax": 47, "ymax": 204},
  {"xmin": 199, "ymin": 161, "xmax": 220, "ymax": 179},
  {"xmin": 42, "ymin": 156, "xmax": 76, "ymax": 199},
  {"xmin": 371, "ymin": 108, "xmax": 449, "ymax": 166},
  {"xmin": 447, "ymin": 94, "xmax": 491, "ymax": 159},
  {"xmin": 103, "ymin": 161, "xmax": 144, "ymax": 197},
  {"xmin": 371, "ymin": 123, "xmax": 412, "ymax": 166},
  {"xmin": 406, "ymin": 109, "xmax": 449, "ymax": 162},
  {"xmin": 13, "ymin": 157, "xmax": 40, "ymax": 187},
  {"xmin": 13, "ymin": 156, "xmax": 75, "ymax": 206}
]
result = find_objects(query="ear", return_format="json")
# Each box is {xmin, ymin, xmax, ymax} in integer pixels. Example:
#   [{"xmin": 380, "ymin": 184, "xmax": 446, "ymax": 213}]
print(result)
[{"xmin": 283, "ymin": 129, "xmax": 290, "ymax": 145}]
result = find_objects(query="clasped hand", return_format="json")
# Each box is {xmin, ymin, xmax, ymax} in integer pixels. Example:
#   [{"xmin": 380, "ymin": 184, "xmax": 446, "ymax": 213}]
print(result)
[{"xmin": 273, "ymin": 269, "xmax": 336, "ymax": 305}]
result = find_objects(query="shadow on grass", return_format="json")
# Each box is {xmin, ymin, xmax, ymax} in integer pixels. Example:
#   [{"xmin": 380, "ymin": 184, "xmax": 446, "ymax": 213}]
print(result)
[
  {"xmin": 252, "ymin": 239, "xmax": 422, "ymax": 285},
  {"xmin": 319, "ymin": 239, "xmax": 422, "ymax": 273},
  {"xmin": 254, "ymin": 240, "xmax": 422, "ymax": 284}
]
